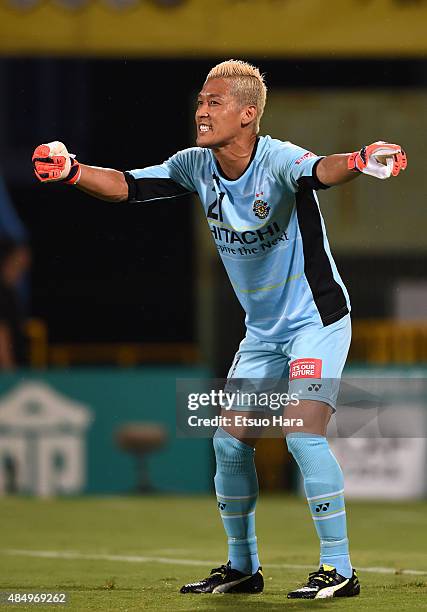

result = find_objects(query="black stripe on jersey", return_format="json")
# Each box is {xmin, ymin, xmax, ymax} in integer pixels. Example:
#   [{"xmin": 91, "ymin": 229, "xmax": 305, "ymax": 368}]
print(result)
[
  {"xmin": 296, "ymin": 175, "xmax": 349, "ymax": 326},
  {"xmin": 306, "ymin": 158, "xmax": 330, "ymax": 191},
  {"xmin": 124, "ymin": 172, "xmax": 193, "ymax": 203}
]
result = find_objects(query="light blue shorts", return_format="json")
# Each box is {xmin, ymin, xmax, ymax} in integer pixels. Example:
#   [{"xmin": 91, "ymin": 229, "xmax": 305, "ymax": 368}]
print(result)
[{"xmin": 226, "ymin": 314, "xmax": 351, "ymax": 412}]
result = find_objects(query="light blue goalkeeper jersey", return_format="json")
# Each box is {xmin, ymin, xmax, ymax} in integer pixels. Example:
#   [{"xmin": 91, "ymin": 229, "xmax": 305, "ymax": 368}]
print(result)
[{"xmin": 125, "ymin": 135, "xmax": 350, "ymax": 342}]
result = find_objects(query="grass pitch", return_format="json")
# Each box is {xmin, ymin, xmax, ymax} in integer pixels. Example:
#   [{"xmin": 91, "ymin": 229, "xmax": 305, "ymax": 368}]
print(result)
[{"xmin": 1, "ymin": 495, "xmax": 426, "ymax": 610}]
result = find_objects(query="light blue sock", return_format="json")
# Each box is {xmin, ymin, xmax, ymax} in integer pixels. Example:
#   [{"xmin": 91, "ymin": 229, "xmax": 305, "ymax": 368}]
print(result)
[
  {"xmin": 286, "ymin": 433, "xmax": 352, "ymax": 579},
  {"xmin": 213, "ymin": 427, "xmax": 260, "ymax": 575}
]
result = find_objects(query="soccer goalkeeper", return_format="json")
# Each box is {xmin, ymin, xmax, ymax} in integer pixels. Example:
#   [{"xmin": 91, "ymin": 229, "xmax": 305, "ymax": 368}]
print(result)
[{"xmin": 32, "ymin": 60, "xmax": 406, "ymax": 600}]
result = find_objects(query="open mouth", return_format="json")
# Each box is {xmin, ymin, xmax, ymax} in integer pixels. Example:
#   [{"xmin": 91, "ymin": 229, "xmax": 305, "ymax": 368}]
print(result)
[{"xmin": 198, "ymin": 124, "xmax": 212, "ymax": 133}]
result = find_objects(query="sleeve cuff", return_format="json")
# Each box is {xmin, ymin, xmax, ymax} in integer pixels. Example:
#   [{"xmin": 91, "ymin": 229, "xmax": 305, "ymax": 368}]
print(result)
[
  {"xmin": 123, "ymin": 171, "xmax": 136, "ymax": 203},
  {"xmin": 311, "ymin": 158, "xmax": 330, "ymax": 190}
]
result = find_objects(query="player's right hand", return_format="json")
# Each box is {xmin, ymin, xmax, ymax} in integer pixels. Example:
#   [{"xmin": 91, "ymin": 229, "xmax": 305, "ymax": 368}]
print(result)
[{"xmin": 32, "ymin": 141, "xmax": 81, "ymax": 184}]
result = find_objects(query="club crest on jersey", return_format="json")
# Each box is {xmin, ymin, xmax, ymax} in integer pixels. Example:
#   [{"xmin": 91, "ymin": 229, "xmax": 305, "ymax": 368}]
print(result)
[{"xmin": 253, "ymin": 195, "xmax": 270, "ymax": 220}]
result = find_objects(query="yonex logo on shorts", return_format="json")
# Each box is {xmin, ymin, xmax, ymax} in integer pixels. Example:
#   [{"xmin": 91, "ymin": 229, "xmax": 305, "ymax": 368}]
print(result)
[{"xmin": 290, "ymin": 358, "xmax": 322, "ymax": 380}]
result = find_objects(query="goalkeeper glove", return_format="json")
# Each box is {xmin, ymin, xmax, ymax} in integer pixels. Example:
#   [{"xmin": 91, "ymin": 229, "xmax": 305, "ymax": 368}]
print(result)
[
  {"xmin": 32, "ymin": 141, "xmax": 81, "ymax": 184},
  {"xmin": 348, "ymin": 141, "xmax": 407, "ymax": 179}
]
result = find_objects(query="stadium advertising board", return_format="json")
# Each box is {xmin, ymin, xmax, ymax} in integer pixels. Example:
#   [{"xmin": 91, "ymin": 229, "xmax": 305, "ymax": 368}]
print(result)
[{"xmin": 0, "ymin": 368, "xmax": 212, "ymax": 496}]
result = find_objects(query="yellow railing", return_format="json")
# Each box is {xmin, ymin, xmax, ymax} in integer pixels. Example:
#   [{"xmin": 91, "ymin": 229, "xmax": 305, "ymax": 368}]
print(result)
[
  {"xmin": 25, "ymin": 318, "xmax": 427, "ymax": 367},
  {"xmin": 350, "ymin": 320, "xmax": 427, "ymax": 365},
  {"xmin": 25, "ymin": 318, "xmax": 48, "ymax": 368},
  {"xmin": 25, "ymin": 319, "xmax": 199, "ymax": 367},
  {"xmin": 48, "ymin": 342, "xmax": 200, "ymax": 367}
]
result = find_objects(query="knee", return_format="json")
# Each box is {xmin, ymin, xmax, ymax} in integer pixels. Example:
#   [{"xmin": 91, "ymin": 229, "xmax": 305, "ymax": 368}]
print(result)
[
  {"xmin": 286, "ymin": 433, "xmax": 324, "ymax": 461},
  {"xmin": 286, "ymin": 434, "xmax": 342, "ymax": 481},
  {"xmin": 213, "ymin": 428, "xmax": 255, "ymax": 474}
]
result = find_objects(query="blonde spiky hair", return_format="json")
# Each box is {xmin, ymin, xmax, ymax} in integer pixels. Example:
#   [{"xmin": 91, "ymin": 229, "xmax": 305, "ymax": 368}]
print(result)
[{"xmin": 205, "ymin": 59, "xmax": 267, "ymax": 132}]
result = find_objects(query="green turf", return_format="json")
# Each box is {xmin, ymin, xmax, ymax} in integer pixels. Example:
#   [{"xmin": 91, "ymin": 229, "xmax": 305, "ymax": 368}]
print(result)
[{"xmin": 1, "ymin": 495, "xmax": 426, "ymax": 610}]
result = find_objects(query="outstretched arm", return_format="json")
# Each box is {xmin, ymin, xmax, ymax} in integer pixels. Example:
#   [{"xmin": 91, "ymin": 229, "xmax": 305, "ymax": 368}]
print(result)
[
  {"xmin": 32, "ymin": 141, "xmax": 128, "ymax": 202},
  {"xmin": 33, "ymin": 141, "xmax": 196, "ymax": 205},
  {"xmin": 316, "ymin": 141, "xmax": 407, "ymax": 187},
  {"xmin": 316, "ymin": 154, "xmax": 357, "ymax": 187},
  {"xmin": 76, "ymin": 165, "xmax": 128, "ymax": 202}
]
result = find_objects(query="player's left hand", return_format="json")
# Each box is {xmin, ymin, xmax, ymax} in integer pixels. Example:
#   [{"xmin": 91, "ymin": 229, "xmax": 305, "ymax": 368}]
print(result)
[{"xmin": 348, "ymin": 141, "xmax": 407, "ymax": 179}]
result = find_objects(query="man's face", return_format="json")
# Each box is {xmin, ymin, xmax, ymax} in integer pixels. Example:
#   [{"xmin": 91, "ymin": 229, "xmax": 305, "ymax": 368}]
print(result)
[{"xmin": 195, "ymin": 78, "xmax": 246, "ymax": 148}]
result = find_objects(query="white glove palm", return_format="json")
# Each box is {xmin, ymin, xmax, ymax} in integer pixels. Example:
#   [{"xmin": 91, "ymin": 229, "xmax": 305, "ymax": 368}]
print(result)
[{"xmin": 348, "ymin": 141, "xmax": 407, "ymax": 179}]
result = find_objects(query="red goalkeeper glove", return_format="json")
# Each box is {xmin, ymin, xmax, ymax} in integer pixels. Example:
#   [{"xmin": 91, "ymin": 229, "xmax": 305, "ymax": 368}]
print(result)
[
  {"xmin": 32, "ymin": 141, "xmax": 81, "ymax": 185},
  {"xmin": 348, "ymin": 141, "xmax": 407, "ymax": 179}
]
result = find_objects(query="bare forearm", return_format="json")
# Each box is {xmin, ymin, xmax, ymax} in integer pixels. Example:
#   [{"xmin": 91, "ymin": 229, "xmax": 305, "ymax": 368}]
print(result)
[
  {"xmin": 76, "ymin": 164, "xmax": 129, "ymax": 202},
  {"xmin": 316, "ymin": 154, "xmax": 359, "ymax": 187}
]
